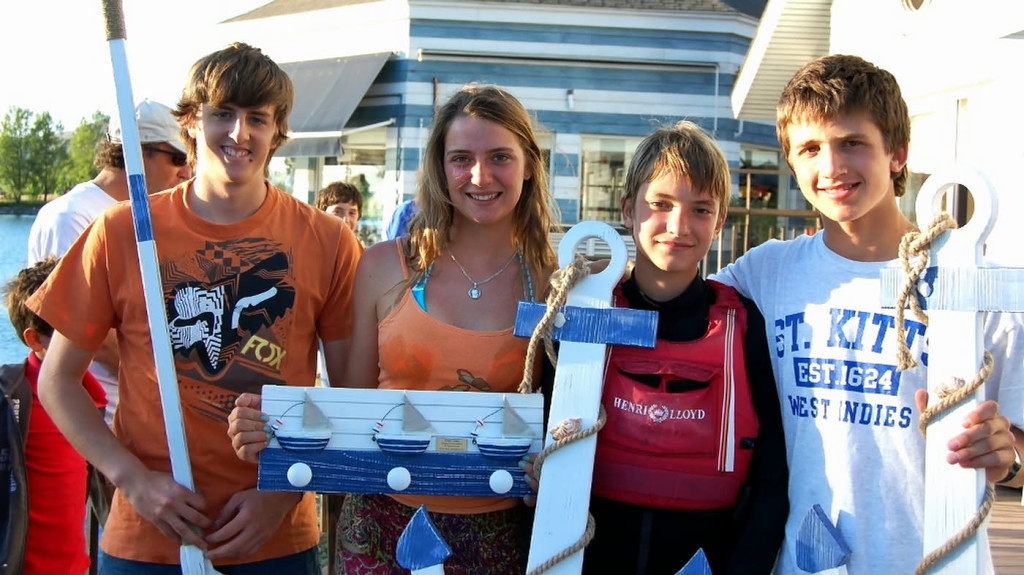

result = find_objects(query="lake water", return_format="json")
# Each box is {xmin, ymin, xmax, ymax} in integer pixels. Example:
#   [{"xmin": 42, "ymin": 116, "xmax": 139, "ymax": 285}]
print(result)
[{"xmin": 0, "ymin": 214, "xmax": 34, "ymax": 365}]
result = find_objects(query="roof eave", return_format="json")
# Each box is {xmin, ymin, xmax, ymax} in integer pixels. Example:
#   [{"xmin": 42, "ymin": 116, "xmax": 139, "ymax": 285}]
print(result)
[{"xmin": 730, "ymin": 0, "xmax": 833, "ymax": 121}]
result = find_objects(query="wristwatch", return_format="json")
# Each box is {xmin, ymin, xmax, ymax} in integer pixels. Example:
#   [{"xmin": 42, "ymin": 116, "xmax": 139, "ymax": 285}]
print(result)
[{"xmin": 998, "ymin": 447, "xmax": 1021, "ymax": 484}]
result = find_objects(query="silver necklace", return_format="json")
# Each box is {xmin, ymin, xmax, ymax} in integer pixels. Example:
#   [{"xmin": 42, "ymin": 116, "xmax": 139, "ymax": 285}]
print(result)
[{"xmin": 449, "ymin": 249, "xmax": 517, "ymax": 299}]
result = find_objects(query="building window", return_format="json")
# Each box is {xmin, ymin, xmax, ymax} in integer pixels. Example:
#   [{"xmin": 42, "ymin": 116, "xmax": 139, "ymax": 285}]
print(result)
[
  {"xmin": 579, "ymin": 135, "xmax": 644, "ymax": 224},
  {"xmin": 268, "ymin": 126, "xmax": 389, "ymax": 245},
  {"xmin": 706, "ymin": 145, "xmax": 819, "ymax": 275},
  {"xmin": 735, "ymin": 147, "xmax": 783, "ymax": 210}
]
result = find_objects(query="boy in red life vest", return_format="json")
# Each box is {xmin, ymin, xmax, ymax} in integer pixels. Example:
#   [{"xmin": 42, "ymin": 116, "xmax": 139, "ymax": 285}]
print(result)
[
  {"xmin": 532, "ymin": 121, "xmax": 787, "ymax": 574},
  {"xmin": 4, "ymin": 257, "xmax": 108, "ymax": 574}
]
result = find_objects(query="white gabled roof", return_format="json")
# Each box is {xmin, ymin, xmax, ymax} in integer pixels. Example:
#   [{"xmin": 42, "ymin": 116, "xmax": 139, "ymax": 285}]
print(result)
[{"xmin": 730, "ymin": 0, "xmax": 832, "ymax": 120}]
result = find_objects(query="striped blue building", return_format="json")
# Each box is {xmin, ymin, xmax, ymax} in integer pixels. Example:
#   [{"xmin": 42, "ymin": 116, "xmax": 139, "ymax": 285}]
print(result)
[{"xmin": 219, "ymin": 0, "xmax": 785, "ymax": 239}]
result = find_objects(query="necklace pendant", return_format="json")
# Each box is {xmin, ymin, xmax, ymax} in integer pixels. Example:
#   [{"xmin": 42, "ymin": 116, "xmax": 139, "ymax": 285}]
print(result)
[{"xmin": 468, "ymin": 285, "xmax": 481, "ymax": 299}]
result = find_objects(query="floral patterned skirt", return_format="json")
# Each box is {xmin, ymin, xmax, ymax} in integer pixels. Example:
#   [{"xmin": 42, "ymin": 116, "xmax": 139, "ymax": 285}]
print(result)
[{"xmin": 336, "ymin": 493, "xmax": 529, "ymax": 575}]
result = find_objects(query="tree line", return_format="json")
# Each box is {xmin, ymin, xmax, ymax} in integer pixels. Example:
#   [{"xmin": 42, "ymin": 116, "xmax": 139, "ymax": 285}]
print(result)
[{"xmin": 0, "ymin": 106, "xmax": 109, "ymax": 203}]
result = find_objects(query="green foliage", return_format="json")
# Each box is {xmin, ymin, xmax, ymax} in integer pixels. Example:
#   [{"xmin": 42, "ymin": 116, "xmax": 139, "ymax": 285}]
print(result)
[
  {"xmin": 26, "ymin": 112, "xmax": 67, "ymax": 201},
  {"xmin": 0, "ymin": 106, "xmax": 33, "ymax": 201},
  {"xmin": 0, "ymin": 107, "xmax": 109, "ymax": 202},
  {"xmin": 66, "ymin": 111, "xmax": 109, "ymax": 187}
]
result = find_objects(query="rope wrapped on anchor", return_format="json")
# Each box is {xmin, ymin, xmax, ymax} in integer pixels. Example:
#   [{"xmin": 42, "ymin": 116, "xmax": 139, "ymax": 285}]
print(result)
[
  {"xmin": 894, "ymin": 212, "xmax": 955, "ymax": 371},
  {"xmin": 517, "ymin": 255, "xmax": 606, "ymax": 575},
  {"xmin": 894, "ymin": 214, "xmax": 996, "ymax": 575},
  {"xmin": 519, "ymin": 255, "xmax": 591, "ymax": 394},
  {"xmin": 525, "ymin": 405, "xmax": 607, "ymax": 575}
]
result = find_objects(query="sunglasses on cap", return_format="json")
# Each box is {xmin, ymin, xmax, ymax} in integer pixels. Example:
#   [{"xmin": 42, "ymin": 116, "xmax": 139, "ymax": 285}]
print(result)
[{"xmin": 149, "ymin": 147, "xmax": 189, "ymax": 167}]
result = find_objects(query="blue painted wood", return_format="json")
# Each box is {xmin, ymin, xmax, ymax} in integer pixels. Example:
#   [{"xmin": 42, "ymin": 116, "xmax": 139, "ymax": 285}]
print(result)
[
  {"xmin": 258, "ymin": 448, "xmax": 534, "ymax": 497},
  {"xmin": 795, "ymin": 504, "xmax": 851, "ymax": 573},
  {"xmin": 555, "ymin": 199, "xmax": 580, "ymax": 224},
  {"xmin": 374, "ymin": 59, "xmax": 410, "ymax": 84},
  {"xmin": 346, "ymin": 104, "xmax": 406, "ymax": 129},
  {"xmin": 534, "ymin": 111, "xmax": 724, "ymax": 138},
  {"xmin": 675, "ymin": 548, "xmax": 713, "ymax": 575},
  {"xmin": 403, "ymin": 61, "xmax": 721, "ymax": 94},
  {"xmin": 513, "ymin": 302, "xmax": 658, "ymax": 348},
  {"xmin": 360, "ymin": 103, "xmax": 775, "ymax": 149},
  {"xmin": 410, "ymin": 20, "xmax": 752, "ymax": 55},
  {"xmin": 355, "ymin": 94, "xmax": 777, "ymax": 146},
  {"xmin": 551, "ymin": 152, "xmax": 579, "ymax": 177},
  {"xmin": 379, "ymin": 102, "xmax": 733, "ymax": 138},
  {"xmin": 397, "ymin": 505, "xmax": 452, "ymax": 571}
]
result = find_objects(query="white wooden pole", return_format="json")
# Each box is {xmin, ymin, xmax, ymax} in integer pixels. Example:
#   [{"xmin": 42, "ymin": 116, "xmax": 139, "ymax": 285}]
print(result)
[{"xmin": 99, "ymin": 2, "xmax": 218, "ymax": 573}]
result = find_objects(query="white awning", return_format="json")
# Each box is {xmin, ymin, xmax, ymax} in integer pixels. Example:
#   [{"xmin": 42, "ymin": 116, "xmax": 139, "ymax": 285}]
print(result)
[{"xmin": 277, "ymin": 52, "xmax": 390, "ymax": 157}]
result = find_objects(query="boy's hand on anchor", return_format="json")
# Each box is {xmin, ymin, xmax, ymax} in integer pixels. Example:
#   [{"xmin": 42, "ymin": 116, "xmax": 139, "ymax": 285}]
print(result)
[{"xmin": 915, "ymin": 389, "xmax": 1017, "ymax": 483}]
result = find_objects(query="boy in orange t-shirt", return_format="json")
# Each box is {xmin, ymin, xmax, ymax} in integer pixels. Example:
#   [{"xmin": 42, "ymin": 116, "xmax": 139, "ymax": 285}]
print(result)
[{"xmin": 27, "ymin": 43, "xmax": 360, "ymax": 573}]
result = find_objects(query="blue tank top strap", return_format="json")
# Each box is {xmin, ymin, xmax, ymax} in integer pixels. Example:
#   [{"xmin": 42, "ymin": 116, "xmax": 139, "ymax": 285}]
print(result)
[
  {"xmin": 412, "ymin": 264, "xmax": 431, "ymax": 311},
  {"xmin": 519, "ymin": 251, "xmax": 535, "ymax": 302}
]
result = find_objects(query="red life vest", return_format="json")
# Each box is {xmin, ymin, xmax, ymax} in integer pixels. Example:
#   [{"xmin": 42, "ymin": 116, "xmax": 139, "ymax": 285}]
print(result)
[{"xmin": 592, "ymin": 280, "xmax": 759, "ymax": 511}]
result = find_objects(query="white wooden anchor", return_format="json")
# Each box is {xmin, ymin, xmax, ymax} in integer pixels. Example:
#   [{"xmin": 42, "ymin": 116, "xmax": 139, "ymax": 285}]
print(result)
[
  {"xmin": 519, "ymin": 221, "xmax": 657, "ymax": 574},
  {"xmin": 879, "ymin": 167, "xmax": 1024, "ymax": 573}
]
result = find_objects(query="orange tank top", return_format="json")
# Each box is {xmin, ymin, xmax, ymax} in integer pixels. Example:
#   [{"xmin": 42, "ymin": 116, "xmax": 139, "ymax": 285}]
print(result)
[{"xmin": 377, "ymin": 243, "xmax": 531, "ymax": 514}]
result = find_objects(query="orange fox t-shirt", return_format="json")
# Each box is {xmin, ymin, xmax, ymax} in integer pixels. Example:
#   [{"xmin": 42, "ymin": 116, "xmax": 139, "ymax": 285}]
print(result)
[{"xmin": 27, "ymin": 181, "xmax": 361, "ymax": 564}]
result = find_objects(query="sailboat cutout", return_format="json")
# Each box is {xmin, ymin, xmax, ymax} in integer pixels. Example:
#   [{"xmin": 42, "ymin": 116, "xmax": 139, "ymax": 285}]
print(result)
[
  {"xmin": 274, "ymin": 392, "xmax": 332, "ymax": 453},
  {"xmin": 474, "ymin": 396, "xmax": 535, "ymax": 459},
  {"xmin": 374, "ymin": 394, "xmax": 437, "ymax": 455},
  {"xmin": 795, "ymin": 504, "xmax": 851, "ymax": 573},
  {"xmin": 675, "ymin": 548, "xmax": 712, "ymax": 575},
  {"xmin": 397, "ymin": 505, "xmax": 451, "ymax": 574}
]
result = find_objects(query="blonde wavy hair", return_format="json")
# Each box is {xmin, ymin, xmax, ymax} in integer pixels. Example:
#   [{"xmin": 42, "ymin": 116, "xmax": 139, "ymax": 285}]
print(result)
[{"xmin": 402, "ymin": 84, "xmax": 558, "ymax": 293}]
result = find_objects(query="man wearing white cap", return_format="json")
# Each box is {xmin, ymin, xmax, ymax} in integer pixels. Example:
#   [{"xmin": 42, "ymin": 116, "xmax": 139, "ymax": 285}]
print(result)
[
  {"xmin": 28, "ymin": 98, "xmax": 190, "ymax": 426},
  {"xmin": 26, "ymin": 98, "xmax": 191, "ymax": 529},
  {"xmin": 29, "ymin": 99, "xmax": 191, "ymax": 271}
]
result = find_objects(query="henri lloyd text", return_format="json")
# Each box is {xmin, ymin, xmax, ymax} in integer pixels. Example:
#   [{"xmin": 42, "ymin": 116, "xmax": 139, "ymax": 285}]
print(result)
[{"xmin": 611, "ymin": 397, "xmax": 707, "ymax": 424}]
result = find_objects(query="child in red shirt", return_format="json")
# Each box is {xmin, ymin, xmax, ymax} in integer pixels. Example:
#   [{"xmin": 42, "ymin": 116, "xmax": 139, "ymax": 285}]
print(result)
[{"xmin": 4, "ymin": 257, "xmax": 107, "ymax": 574}]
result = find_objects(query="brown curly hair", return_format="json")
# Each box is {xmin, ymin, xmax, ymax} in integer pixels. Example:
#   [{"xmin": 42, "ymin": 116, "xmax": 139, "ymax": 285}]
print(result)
[
  {"xmin": 4, "ymin": 257, "xmax": 58, "ymax": 345},
  {"xmin": 316, "ymin": 181, "xmax": 363, "ymax": 213},
  {"xmin": 93, "ymin": 139, "xmax": 125, "ymax": 170}
]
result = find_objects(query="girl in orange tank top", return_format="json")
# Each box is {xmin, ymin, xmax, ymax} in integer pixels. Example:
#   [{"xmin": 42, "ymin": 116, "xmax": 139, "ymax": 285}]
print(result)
[{"xmin": 336, "ymin": 84, "xmax": 557, "ymax": 575}]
